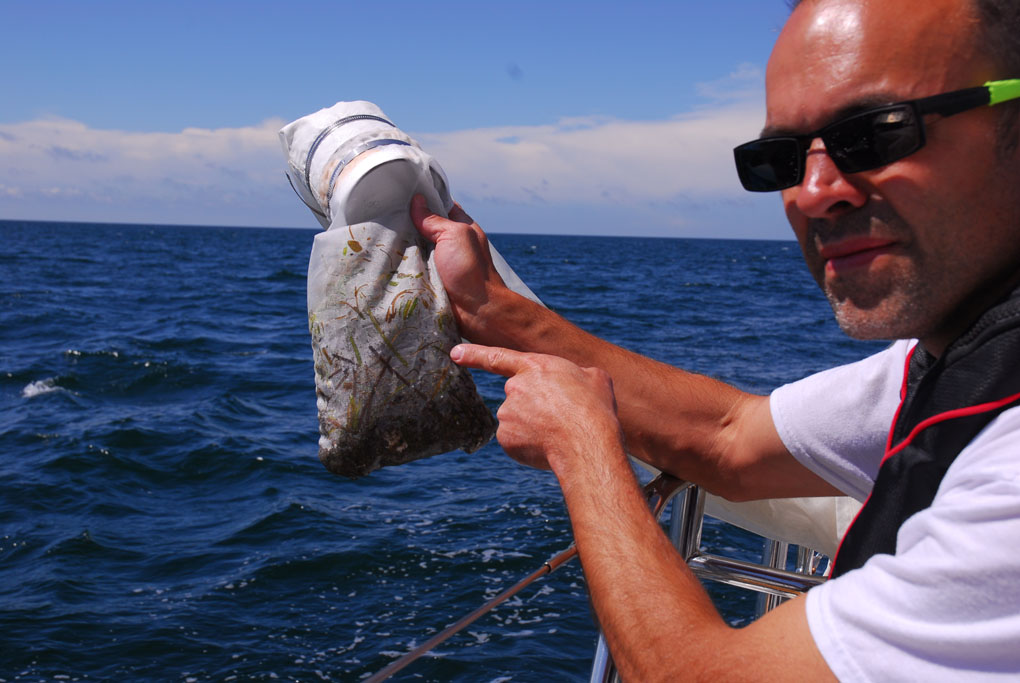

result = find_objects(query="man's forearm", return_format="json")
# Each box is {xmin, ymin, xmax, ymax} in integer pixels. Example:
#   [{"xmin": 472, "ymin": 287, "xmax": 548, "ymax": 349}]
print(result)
[
  {"xmin": 551, "ymin": 435, "xmax": 729, "ymax": 682},
  {"xmin": 549, "ymin": 430, "xmax": 834, "ymax": 682}
]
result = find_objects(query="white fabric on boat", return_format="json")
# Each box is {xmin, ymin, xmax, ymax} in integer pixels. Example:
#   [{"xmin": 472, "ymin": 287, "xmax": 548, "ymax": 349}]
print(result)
[
  {"xmin": 704, "ymin": 495, "xmax": 860, "ymax": 558},
  {"xmin": 632, "ymin": 456, "xmax": 859, "ymax": 557}
]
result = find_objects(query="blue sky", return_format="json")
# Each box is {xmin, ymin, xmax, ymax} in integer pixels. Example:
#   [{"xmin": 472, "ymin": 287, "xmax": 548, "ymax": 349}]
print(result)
[{"xmin": 0, "ymin": 0, "xmax": 795, "ymax": 238}]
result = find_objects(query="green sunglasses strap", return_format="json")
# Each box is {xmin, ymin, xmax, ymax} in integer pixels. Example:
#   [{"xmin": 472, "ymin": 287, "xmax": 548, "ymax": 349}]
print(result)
[{"xmin": 986, "ymin": 79, "xmax": 1020, "ymax": 106}]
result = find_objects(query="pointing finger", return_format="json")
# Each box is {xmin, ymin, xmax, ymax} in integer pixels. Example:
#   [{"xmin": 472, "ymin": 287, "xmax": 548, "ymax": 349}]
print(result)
[{"xmin": 451, "ymin": 344, "xmax": 529, "ymax": 377}]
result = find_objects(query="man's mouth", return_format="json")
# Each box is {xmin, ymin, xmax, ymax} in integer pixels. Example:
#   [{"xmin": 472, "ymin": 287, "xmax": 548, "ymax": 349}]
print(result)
[{"xmin": 819, "ymin": 238, "xmax": 898, "ymax": 277}]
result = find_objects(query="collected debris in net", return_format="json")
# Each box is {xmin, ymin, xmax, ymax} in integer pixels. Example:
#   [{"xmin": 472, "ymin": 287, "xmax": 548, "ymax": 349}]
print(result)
[{"xmin": 280, "ymin": 101, "xmax": 497, "ymax": 478}]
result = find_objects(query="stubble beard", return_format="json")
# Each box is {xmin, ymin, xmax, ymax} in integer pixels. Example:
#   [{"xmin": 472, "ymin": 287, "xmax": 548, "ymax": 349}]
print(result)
[
  {"xmin": 807, "ymin": 207, "xmax": 935, "ymax": 342},
  {"xmin": 824, "ymin": 265, "xmax": 930, "ymax": 341}
]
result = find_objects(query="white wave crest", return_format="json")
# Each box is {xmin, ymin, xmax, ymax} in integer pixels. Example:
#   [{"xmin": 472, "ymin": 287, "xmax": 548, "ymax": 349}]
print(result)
[{"xmin": 22, "ymin": 378, "xmax": 60, "ymax": 398}]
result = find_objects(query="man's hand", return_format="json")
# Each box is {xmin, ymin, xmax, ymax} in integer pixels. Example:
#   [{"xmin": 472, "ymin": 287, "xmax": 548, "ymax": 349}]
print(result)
[
  {"xmin": 410, "ymin": 194, "xmax": 508, "ymax": 342},
  {"xmin": 451, "ymin": 343, "xmax": 626, "ymax": 474}
]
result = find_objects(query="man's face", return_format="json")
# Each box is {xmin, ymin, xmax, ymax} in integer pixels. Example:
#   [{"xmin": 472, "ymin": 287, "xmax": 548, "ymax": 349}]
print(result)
[{"xmin": 766, "ymin": 0, "xmax": 1020, "ymax": 354}]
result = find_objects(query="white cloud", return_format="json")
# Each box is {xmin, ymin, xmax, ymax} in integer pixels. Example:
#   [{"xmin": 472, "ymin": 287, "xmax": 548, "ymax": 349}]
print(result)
[
  {"xmin": 415, "ymin": 98, "xmax": 764, "ymax": 207},
  {"xmin": 0, "ymin": 116, "xmax": 283, "ymax": 190},
  {"xmin": 0, "ymin": 90, "xmax": 782, "ymax": 237},
  {"xmin": 695, "ymin": 63, "xmax": 765, "ymax": 104},
  {"xmin": 0, "ymin": 116, "xmax": 293, "ymax": 226}
]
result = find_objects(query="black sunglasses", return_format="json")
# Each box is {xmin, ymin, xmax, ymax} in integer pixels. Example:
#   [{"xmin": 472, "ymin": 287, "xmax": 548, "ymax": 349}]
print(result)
[{"xmin": 733, "ymin": 79, "xmax": 1020, "ymax": 192}]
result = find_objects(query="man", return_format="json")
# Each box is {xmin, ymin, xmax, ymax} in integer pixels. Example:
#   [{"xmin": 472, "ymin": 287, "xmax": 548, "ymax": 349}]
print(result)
[{"xmin": 410, "ymin": 0, "xmax": 1020, "ymax": 678}]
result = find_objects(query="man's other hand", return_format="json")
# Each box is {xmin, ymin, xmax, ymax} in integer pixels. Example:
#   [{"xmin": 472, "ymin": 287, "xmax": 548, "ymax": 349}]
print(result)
[{"xmin": 410, "ymin": 194, "xmax": 508, "ymax": 341}]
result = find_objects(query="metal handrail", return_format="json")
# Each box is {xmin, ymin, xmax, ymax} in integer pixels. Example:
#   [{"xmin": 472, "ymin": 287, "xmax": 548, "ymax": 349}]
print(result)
[{"xmin": 688, "ymin": 552, "xmax": 825, "ymax": 599}]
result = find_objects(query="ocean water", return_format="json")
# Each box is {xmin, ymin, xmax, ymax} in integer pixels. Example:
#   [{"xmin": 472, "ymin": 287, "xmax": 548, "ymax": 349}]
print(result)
[{"xmin": 0, "ymin": 220, "xmax": 883, "ymax": 681}]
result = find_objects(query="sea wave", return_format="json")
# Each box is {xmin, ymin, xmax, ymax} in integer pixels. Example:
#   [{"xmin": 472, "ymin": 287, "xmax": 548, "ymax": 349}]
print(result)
[
  {"xmin": 64, "ymin": 348, "xmax": 121, "ymax": 359},
  {"xmin": 22, "ymin": 377, "xmax": 61, "ymax": 398},
  {"xmin": 0, "ymin": 221, "xmax": 887, "ymax": 680}
]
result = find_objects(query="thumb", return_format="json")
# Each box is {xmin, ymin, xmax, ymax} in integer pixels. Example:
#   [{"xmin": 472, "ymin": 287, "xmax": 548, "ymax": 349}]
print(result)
[{"xmin": 410, "ymin": 194, "xmax": 451, "ymax": 244}]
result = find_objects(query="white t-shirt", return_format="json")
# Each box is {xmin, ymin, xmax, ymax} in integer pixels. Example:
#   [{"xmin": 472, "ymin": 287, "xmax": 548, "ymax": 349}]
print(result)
[{"xmin": 770, "ymin": 339, "xmax": 1020, "ymax": 681}]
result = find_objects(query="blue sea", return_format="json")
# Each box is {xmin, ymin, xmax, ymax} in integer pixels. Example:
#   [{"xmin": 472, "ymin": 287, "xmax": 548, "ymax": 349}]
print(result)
[{"xmin": 0, "ymin": 220, "xmax": 883, "ymax": 681}]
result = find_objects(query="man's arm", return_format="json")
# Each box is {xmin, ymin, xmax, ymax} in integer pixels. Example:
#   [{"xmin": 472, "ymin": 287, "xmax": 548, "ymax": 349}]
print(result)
[
  {"xmin": 411, "ymin": 196, "xmax": 839, "ymax": 500},
  {"xmin": 452, "ymin": 344, "xmax": 836, "ymax": 681}
]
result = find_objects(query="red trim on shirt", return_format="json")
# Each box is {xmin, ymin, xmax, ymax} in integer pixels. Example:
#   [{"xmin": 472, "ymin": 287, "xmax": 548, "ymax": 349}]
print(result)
[
  {"xmin": 883, "ymin": 390, "xmax": 1020, "ymax": 461},
  {"xmin": 883, "ymin": 344, "xmax": 917, "ymax": 455}
]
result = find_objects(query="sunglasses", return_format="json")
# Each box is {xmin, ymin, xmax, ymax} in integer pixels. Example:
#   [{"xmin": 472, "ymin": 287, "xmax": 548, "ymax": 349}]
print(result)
[{"xmin": 733, "ymin": 79, "xmax": 1020, "ymax": 192}]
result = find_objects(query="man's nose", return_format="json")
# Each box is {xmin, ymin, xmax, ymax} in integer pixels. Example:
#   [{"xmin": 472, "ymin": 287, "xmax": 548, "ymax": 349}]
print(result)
[{"xmin": 789, "ymin": 138, "xmax": 868, "ymax": 217}]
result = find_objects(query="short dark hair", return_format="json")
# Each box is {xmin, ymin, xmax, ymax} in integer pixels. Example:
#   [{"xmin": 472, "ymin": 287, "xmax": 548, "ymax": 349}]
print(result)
[
  {"xmin": 973, "ymin": 0, "xmax": 1020, "ymax": 75},
  {"xmin": 786, "ymin": 0, "xmax": 1020, "ymax": 155},
  {"xmin": 972, "ymin": 0, "xmax": 1020, "ymax": 155}
]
